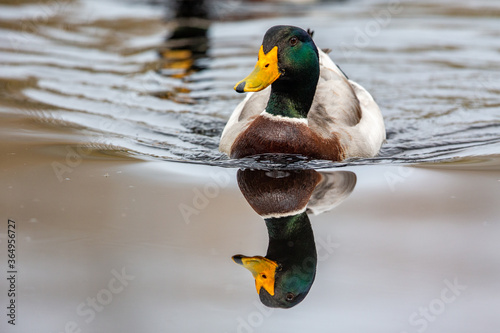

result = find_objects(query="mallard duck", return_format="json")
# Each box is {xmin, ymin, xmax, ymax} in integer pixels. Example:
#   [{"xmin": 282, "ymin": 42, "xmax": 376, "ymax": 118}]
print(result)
[
  {"xmin": 232, "ymin": 169, "xmax": 356, "ymax": 308},
  {"xmin": 219, "ymin": 25, "xmax": 385, "ymax": 161},
  {"xmin": 233, "ymin": 169, "xmax": 320, "ymax": 308}
]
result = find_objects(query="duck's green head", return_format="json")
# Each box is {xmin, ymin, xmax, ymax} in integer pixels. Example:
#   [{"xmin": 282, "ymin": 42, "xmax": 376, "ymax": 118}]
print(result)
[
  {"xmin": 232, "ymin": 211, "xmax": 317, "ymax": 309},
  {"xmin": 233, "ymin": 255, "xmax": 316, "ymax": 308},
  {"xmin": 232, "ymin": 251, "xmax": 316, "ymax": 308},
  {"xmin": 234, "ymin": 25, "xmax": 319, "ymax": 93},
  {"xmin": 258, "ymin": 256, "xmax": 316, "ymax": 309}
]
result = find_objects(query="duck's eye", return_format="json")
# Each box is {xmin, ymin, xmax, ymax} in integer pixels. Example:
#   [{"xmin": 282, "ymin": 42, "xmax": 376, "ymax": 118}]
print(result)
[
  {"xmin": 286, "ymin": 292, "xmax": 295, "ymax": 302},
  {"xmin": 261, "ymin": 274, "xmax": 267, "ymax": 279},
  {"xmin": 289, "ymin": 37, "xmax": 298, "ymax": 46}
]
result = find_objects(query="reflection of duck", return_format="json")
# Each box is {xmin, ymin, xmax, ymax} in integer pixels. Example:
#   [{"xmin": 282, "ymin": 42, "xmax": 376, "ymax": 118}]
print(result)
[
  {"xmin": 233, "ymin": 169, "xmax": 356, "ymax": 308},
  {"xmin": 219, "ymin": 25, "xmax": 386, "ymax": 161}
]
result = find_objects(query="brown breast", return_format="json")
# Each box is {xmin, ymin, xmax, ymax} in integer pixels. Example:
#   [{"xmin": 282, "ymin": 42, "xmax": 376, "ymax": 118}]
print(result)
[{"xmin": 230, "ymin": 115, "xmax": 345, "ymax": 161}]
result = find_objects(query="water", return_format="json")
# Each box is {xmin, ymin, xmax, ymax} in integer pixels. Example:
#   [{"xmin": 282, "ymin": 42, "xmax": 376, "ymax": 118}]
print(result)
[
  {"xmin": 1, "ymin": 0, "xmax": 499, "ymax": 167},
  {"xmin": 1, "ymin": 0, "xmax": 500, "ymax": 332}
]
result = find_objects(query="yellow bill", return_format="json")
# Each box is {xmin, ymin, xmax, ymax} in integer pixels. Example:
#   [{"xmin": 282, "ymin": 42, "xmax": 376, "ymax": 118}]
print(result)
[
  {"xmin": 234, "ymin": 46, "xmax": 280, "ymax": 93},
  {"xmin": 232, "ymin": 255, "xmax": 278, "ymax": 296}
]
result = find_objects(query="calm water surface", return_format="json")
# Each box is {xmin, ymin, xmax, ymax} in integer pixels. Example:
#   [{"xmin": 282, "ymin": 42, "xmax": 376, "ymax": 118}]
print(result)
[{"xmin": 1, "ymin": 0, "xmax": 499, "ymax": 332}]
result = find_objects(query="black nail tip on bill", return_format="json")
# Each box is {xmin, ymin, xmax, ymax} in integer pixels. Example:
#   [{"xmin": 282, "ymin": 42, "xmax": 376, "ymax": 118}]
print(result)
[{"xmin": 235, "ymin": 81, "xmax": 246, "ymax": 93}]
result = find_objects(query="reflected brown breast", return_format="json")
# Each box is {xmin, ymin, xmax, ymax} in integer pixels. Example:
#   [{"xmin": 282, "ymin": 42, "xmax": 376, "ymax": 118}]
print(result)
[{"xmin": 237, "ymin": 169, "xmax": 322, "ymax": 217}]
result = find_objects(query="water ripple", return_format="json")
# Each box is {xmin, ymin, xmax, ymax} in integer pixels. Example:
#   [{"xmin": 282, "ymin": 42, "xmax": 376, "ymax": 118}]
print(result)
[{"xmin": 0, "ymin": 0, "xmax": 499, "ymax": 169}]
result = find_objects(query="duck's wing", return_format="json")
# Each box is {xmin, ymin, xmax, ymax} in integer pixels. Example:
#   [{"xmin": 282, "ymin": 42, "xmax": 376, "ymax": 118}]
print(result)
[
  {"xmin": 306, "ymin": 171, "xmax": 357, "ymax": 216},
  {"xmin": 347, "ymin": 80, "xmax": 386, "ymax": 156},
  {"xmin": 219, "ymin": 88, "xmax": 270, "ymax": 155},
  {"xmin": 309, "ymin": 49, "xmax": 385, "ymax": 157},
  {"xmin": 308, "ymin": 50, "xmax": 362, "ymax": 138}
]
